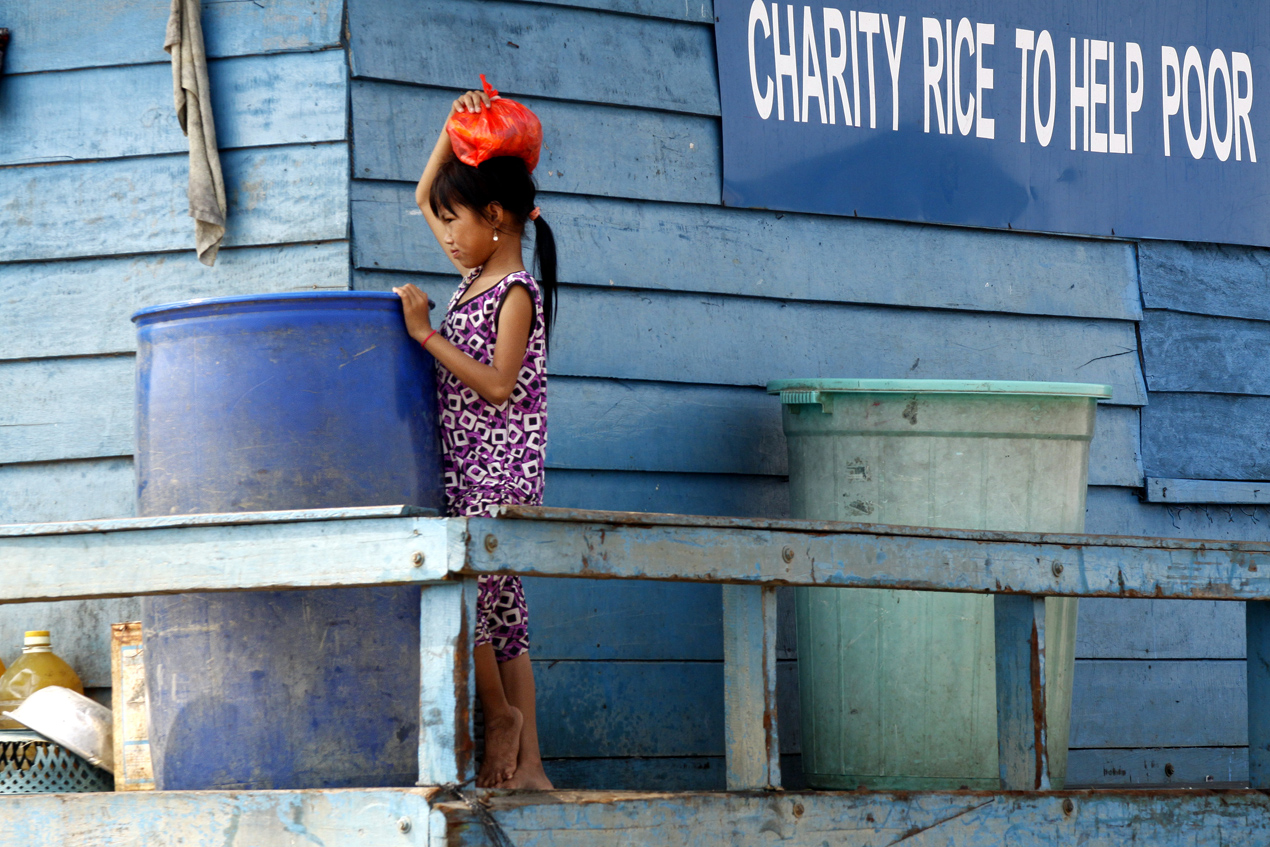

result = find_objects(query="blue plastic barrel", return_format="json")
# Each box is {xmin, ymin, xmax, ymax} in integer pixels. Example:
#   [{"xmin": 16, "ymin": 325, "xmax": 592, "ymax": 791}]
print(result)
[{"xmin": 133, "ymin": 292, "xmax": 443, "ymax": 790}]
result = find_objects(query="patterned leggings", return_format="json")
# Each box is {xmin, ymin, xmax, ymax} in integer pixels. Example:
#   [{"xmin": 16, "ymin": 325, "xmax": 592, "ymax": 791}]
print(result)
[
  {"xmin": 475, "ymin": 575, "xmax": 531, "ymax": 663},
  {"xmin": 451, "ymin": 487, "xmax": 533, "ymax": 664}
]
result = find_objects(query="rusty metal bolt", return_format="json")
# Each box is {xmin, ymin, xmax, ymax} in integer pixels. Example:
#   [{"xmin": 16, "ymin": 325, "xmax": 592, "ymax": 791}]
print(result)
[
  {"xmin": 412, "ymin": 552, "xmax": 425, "ymax": 567},
  {"xmin": 398, "ymin": 817, "xmax": 412, "ymax": 833},
  {"xmin": 1165, "ymin": 763, "xmax": 1175, "ymax": 777},
  {"xmin": 792, "ymin": 803, "xmax": 805, "ymax": 818},
  {"xmin": 485, "ymin": 534, "xmax": 499, "ymax": 553},
  {"xmin": 1051, "ymin": 561, "xmax": 1064, "ymax": 577},
  {"xmin": 782, "ymin": 546, "xmax": 795, "ymax": 563},
  {"xmin": 1062, "ymin": 799, "xmax": 1075, "ymax": 816}
]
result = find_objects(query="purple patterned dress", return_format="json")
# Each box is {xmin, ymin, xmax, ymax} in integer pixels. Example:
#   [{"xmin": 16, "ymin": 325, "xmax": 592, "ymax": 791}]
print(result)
[{"xmin": 437, "ymin": 267, "xmax": 547, "ymax": 663}]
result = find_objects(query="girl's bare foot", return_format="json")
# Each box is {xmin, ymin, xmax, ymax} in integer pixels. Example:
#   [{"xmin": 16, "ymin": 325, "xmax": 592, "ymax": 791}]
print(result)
[
  {"xmin": 477, "ymin": 706, "xmax": 523, "ymax": 787},
  {"xmin": 497, "ymin": 759, "xmax": 553, "ymax": 790}
]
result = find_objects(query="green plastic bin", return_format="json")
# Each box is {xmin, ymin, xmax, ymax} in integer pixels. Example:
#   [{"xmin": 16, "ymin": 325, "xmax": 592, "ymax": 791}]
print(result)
[{"xmin": 767, "ymin": 379, "xmax": 1112, "ymax": 790}]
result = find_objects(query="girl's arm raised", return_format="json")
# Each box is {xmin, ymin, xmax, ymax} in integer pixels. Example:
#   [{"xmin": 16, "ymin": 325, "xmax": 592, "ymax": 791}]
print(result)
[
  {"xmin": 395, "ymin": 282, "xmax": 533, "ymax": 406},
  {"xmin": 416, "ymin": 90, "xmax": 492, "ymax": 274}
]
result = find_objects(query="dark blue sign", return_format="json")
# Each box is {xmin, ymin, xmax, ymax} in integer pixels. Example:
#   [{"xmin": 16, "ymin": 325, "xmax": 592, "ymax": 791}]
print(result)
[{"xmin": 715, "ymin": 0, "xmax": 1270, "ymax": 247}]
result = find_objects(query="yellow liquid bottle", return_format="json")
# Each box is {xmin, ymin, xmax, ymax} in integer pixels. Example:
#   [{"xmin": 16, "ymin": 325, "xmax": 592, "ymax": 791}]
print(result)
[{"xmin": 0, "ymin": 631, "xmax": 83, "ymax": 730}]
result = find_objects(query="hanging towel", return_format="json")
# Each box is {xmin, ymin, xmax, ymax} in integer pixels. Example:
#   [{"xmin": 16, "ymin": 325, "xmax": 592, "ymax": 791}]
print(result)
[{"xmin": 165, "ymin": 0, "xmax": 226, "ymax": 266}]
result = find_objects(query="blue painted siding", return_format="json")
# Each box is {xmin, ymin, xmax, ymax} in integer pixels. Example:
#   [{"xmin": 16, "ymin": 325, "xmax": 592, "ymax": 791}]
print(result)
[
  {"xmin": 2, "ymin": 0, "xmax": 1265, "ymax": 794},
  {"xmin": 0, "ymin": 0, "xmax": 355, "ymax": 761}
]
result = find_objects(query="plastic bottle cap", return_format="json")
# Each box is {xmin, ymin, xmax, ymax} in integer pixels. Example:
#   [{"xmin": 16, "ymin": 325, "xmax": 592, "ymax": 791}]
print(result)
[{"xmin": 23, "ymin": 631, "xmax": 50, "ymax": 647}]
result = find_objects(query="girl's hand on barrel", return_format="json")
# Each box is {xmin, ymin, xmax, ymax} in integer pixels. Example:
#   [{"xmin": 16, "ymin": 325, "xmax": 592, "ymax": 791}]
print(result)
[
  {"xmin": 452, "ymin": 89, "xmax": 494, "ymax": 114},
  {"xmin": 393, "ymin": 283, "xmax": 433, "ymax": 342}
]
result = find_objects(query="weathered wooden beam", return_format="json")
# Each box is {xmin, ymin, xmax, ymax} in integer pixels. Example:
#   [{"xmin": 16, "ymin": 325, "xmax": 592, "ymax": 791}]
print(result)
[
  {"xmin": 1248, "ymin": 601, "xmax": 1270, "ymax": 789},
  {"xmin": 721, "ymin": 585, "xmax": 779, "ymax": 790},
  {"xmin": 1146, "ymin": 477, "xmax": 1270, "ymax": 505},
  {"xmin": 435, "ymin": 789, "xmax": 1270, "ymax": 846},
  {"xmin": 419, "ymin": 580, "xmax": 478, "ymax": 787},
  {"xmin": 7, "ymin": 506, "xmax": 1270, "ymax": 605},
  {"xmin": 0, "ymin": 788, "xmax": 433, "ymax": 846},
  {"xmin": 995, "ymin": 595, "xmax": 1051, "ymax": 790},
  {"xmin": 466, "ymin": 509, "xmax": 1270, "ymax": 601},
  {"xmin": 0, "ymin": 510, "xmax": 452, "ymax": 603}
]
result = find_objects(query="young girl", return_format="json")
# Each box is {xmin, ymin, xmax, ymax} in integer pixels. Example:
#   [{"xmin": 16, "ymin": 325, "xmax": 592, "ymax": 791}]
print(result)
[{"xmin": 394, "ymin": 88, "xmax": 555, "ymax": 790}]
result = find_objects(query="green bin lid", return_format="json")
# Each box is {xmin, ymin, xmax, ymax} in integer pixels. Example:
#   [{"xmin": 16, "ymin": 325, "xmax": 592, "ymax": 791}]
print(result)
[{"xmin": 766, "ymin": 378, "xmax": 1113, "ymax": 400}]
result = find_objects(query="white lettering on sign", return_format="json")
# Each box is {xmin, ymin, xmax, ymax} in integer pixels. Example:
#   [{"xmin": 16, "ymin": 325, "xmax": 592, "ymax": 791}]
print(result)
[
  {"xmin": 748, "ymin": 0, "xmax": 774, "ymax": 119},
  {"xmin": 823, "ymin": 8, "xmax": 853, "ymax": 124},
  {"xmin": 883, "ymin": 15, "xmax": 906, "ymax": 131},
  {"xmin": 923, "ymin": 17, "xmax": 946, "ymax": 133},
  {"xmin": 1162, "ymin": 43, "xmax": 1257, "ymax": 161},
  {"xmin": 740, "ymin": 3, "xmax": 1256, "ymax": 165}
]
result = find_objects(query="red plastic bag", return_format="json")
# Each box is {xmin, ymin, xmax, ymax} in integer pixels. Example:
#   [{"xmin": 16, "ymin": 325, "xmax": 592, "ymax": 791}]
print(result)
[{"xmin": 446, "ymin": 75, "xmax": 543, "ymax": 172}]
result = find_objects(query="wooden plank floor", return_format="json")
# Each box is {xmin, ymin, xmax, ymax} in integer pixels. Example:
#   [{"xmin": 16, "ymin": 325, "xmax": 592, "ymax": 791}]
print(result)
[{"xmin": 5, "ymin": 787, "xmax": 1264, "ymax": 846}]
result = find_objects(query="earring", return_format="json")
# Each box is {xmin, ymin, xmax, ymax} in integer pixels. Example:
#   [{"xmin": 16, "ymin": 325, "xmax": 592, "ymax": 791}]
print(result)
[{"xmin": 493, "ymin": 230, "xmax": 499, "ymax": 242}]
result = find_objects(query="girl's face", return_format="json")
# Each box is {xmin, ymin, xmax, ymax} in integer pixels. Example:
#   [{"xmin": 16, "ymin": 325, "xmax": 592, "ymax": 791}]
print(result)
[{"xmin": 437, "ymin": 202, "xmax": 500, "ymax": 269}]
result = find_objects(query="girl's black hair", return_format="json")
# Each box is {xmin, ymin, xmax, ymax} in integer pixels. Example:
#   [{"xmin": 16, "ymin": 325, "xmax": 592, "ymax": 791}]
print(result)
[{"xmin": 430, "ymin": 156, "xmax": 558, "ymax": 349}]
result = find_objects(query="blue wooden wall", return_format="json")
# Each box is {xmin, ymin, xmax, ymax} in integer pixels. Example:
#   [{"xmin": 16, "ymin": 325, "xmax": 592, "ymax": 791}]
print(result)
[
  {"xmin": 0, "ymin": 0, "xmax": 350, "ymax": 701},
  {"xmin": 0, "ymin": 0, "xmax": 1262, "ymax": 791}
]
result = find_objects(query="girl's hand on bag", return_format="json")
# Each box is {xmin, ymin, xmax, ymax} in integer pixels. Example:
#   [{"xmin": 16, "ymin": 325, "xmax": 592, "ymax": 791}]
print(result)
[
  {"xmin": 393, "ymin": 283, "xmax": 434, "ymax": 342},
  {"xmin": 452, "ymin": 89, "xmax": 495, "ymax": 114}
]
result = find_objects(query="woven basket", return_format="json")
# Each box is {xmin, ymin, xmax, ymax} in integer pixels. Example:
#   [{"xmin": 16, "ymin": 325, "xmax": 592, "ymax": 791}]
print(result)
[{"xmin": 0, "ymin": 731, "xmax": 113, "ymax": 794}]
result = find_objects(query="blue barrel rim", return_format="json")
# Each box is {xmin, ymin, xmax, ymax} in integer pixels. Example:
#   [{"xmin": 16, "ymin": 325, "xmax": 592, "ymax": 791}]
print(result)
[
  {"xmin": 132, "ymin": 291, "xmax": 405, "ymax": 324},
  {"xmin": 766, "ymin": 378, "xmax": 1113, "ymax": 400}
]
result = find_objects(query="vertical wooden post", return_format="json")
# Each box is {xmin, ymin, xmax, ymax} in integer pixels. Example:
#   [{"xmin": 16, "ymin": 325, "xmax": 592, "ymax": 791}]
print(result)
[
  {"xmin": 994, "ymin": 594, "xmax": 1051, "ymax": 790},
  {"xmin": 1248, "ymin": 601, "xmax": 1270, "ymax": 788},
  {"xmin": 418, "ymin": 578, "xmax": 478, "ymax": 786},
  {"xmin": 722, "ymin": 584, "xmax": 780, "ymax": 790}
]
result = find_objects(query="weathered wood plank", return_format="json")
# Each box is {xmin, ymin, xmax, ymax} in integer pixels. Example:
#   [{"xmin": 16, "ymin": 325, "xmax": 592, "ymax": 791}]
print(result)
[
  {"xmin": 550, "ymin": 378, "xmax": 1140, "ymax": 485},
  {"xmin": 1147, "ymin": 478, "xmax": 1270, "ymax": 504},
  {"xmin": 1066, "ymin": 747, "xmax": 1247, "ymax": 787},
  {"xmin": 419, "ymin": 580, "xmax": 477, "ymax": 786},
  {"xmin": 554, "ymin": 289, "xmax": 1144, "ymax": 404},
  {"xmin": 0, "ymin": 242, "xmax": 351, "ymax": 361},
  {"xmin": 1076, "ymin": 598, "xmax": 1244, "ymax": 659},
  {"xmin": 0, "ymin": 598, "xmax": 140, "ymax": 687},
  {"xmin": 1141, "ymin": 311, "xmax": 1270, "ymax": 394},
  {"xmin": 1249, "ymin": 601, "xmax": 1270, "ymax": 788},
  {"xmin": 351, "ymin": 81, "xmax": 720, "ymax": 204},
  {"xmin": 465, "ymin": 509, "xmax": 1270, "ymax": 599},
  {"xmin": 995, "ymin": 595, "xmax": 1051, "ymax": 790},
  {"xmin": 436, "ymin": 789, "xmax": 1270, "ymax": 847},
  {"xmin": 0, "ymin": 356, "xmax": 134, "ymax": 464},
  {"xmin": 1142, "ymin": 393, "xmax": 1270, "ymax": 481},
  {"xmin": 721, "ymin": 585, "xmax": 779, "ymax": 789},
  {"xmin": 534, "ymin": 660, "xmax": 721, "ymax": 757},
  {"xmin": 1140, "ymin": 240, "xmax": 1270, "ymax": 321},
  {"xmin": 346, "ymin": 0, "xmax": 719, "ymax": 116},
  {"xmin": 0, "ymin": 143, "xmax": 349, "ymax": 264},
  {"xmin": 526, "ymin": 578, "xmax": 722, "ymax": 661},
  {"xmin": 535, "ymin": 660, "xmax": 798, "ymax": 759},
  {"xmin": 1, "ymin": 505, "xmax": 433, "ymax": 538},
  {"xmin": 0, "ymin": 516, "xmax": 451, "ymax": 603},
  {"xmin": 0, "ymin": 788, "xmax": 430, "ymax": 846},
  {"xmin": 353, "ymin": 184, "xmax": 1143, "ymax": 321},
  {"xmin": 545, "ymin": 469, "xmax": 790, "ymax": 518},
  {"xmin": 1069, "ymin": 660, "xmax": 1246, "ymax": 748},
  {"xmin": 538, "ymin": 0, "xmax": 714, "ymax": 22},
  {"xmin": 544, "ymin": 756, "xmax": 726, "ymax": 790},
  {"xmin": 1, "ymin": 0, "xmax": 344, "ymax": 75},
  {"xmin": 1086, "ymin": 485, "xmax": 1270, "ymax": 542},
  {"xmin": 0, "ymin": 51, "xmax": 347, "ymax": 166},
  {"xmin": 0, "ymin": 457, "xmax": 135, "ymax": 524}
]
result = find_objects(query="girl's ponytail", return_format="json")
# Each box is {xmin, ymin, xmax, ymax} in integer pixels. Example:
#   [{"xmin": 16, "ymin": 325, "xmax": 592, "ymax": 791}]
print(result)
[{"xmin": 532, "ymin": 216, "xmax": 558, "ymax": 351}]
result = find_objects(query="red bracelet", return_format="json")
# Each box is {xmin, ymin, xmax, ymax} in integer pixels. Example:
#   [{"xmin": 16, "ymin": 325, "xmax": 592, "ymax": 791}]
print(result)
[{"xmin": 420, "ymin": 329, "xmax": 438, "ymax": 348}]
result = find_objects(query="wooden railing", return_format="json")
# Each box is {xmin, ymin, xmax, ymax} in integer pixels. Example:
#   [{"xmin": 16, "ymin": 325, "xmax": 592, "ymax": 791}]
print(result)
[{"xmin": 3, "ymin": 504, "xmax": 1270, "ymax": 845}]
